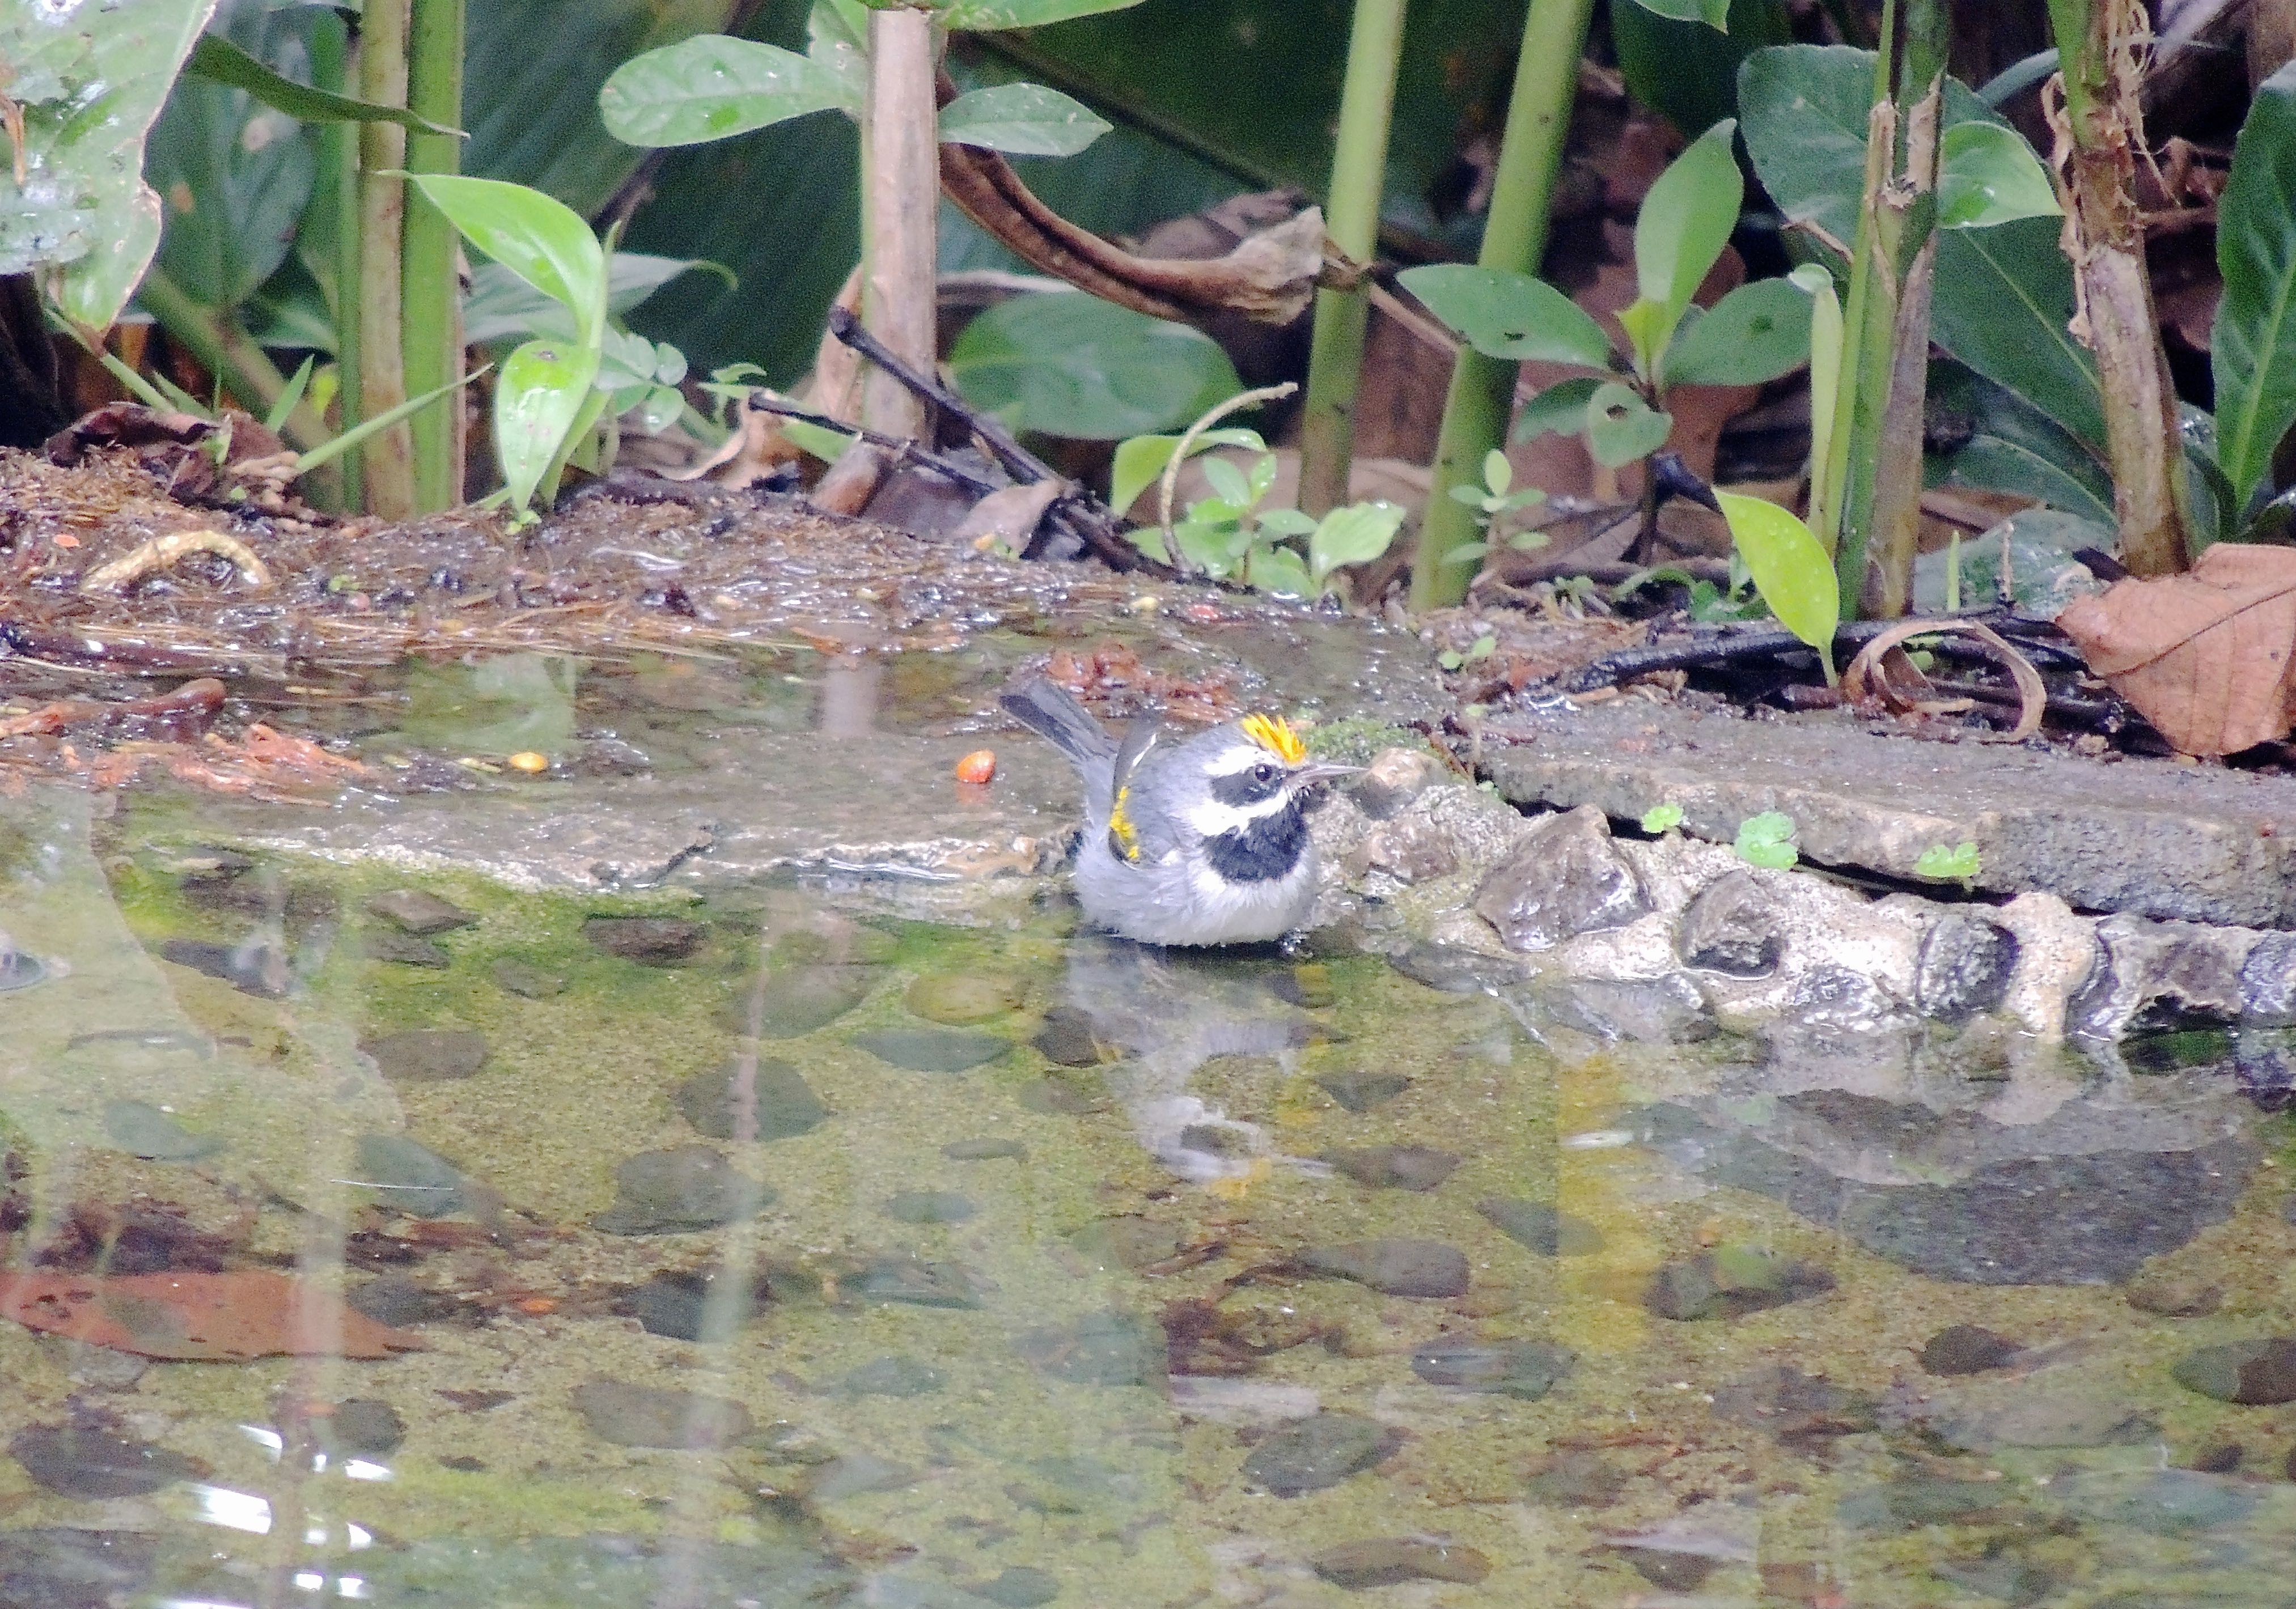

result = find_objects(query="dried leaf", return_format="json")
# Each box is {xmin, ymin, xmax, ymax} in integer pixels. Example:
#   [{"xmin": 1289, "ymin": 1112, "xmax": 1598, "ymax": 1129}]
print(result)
[
  {"xmin": 954, "ymin": 479, "xmax": 1065, "ymax": 551},
  {"xmin": 2054, "ymin": 542, "xmax": 2296, "ymax": 755},
  {"xmin": 0, "ymin": 1271, "xmax": 426, "ymax": 1360}
]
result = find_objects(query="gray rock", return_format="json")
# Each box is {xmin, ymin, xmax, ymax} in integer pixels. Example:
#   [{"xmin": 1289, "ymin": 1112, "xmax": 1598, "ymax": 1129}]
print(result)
[
  {"xmin": 1474, "ymin": 808, "xmax": 1646, "ymax": 952},
  {"xmin": 490, "ymin": 959, "xmax": 567, "ymax": 997},
  {"xmin": 1916, "ymin": 914, "xmax": 2019, "ymax": 1022},
  {"xmin": 361, "ymin": 1029, "xmax": 488, "ymax": 1083},
  {"xmin": 1933, "ymin": 1393, "xmax": 2156, "ymax": 1450},
  {"xmin": 102, "ymin": 1099, "xmax": 219, "ymax": 1161},
  {"xmin": 1677, "ymin": 871, "xmax": 1784, "ymax": 978},
  {"xmin": 1300, "ymin": 1239, "xmax": 1469, "ymax": 1298},
  {"xmin": 2241, "ymin": 933, "xmax": 2296, "ymax": 1025},
  {"xmin": 353, "ymin": 1133, "xmax": 465, "ymax": 1218},
  {"xmin": 1351, "ymin": 748, "xmax": 1449, "ymax": 820},
  {"xmin": 367, "ymin": 930, "xmax": 451, "ymax": 967},
  {"xmin": 1310, "ymin": 1539, "xmax": 1491, "ymax": 1589},
  {"xmin": 1642, "ymin": 1248, "xmax": 1835, "ymax": 1321},
  {"xmin": 9, "ymin": 1424, "xmax": 200, "ymax": 1499},
  {"xmin": 1066, "ymin": 1219, "xmax": 1180, "ymax": 1272},
  {"xmin": 1477, "ymin": 1198, "xmax": 1603, "ymax": 1256},
  {"xmin": 348, "ymin": 1275, "xmax": 459, "ymax": 1328},
  {"xmin": 0, "ymin": 1529, "xmax": 159, "ymax": 1607},
  {"xmin": 1919, "ymin": 1324, "xmax": 2021, "ymax": 1375},
  {"xmin": 590, "ymin": 1145, "xmax": 772, "ymax": 1236},
  {"xmin": 1015, "ymin": 1311, "xmax": 1162, "ymax": 1386},
  {"xmin": 1710, "ymin": 1365, "xmax": 1876, "ymax": 1441},
  {"xmin": 2125, "ymin": 1269, "xmax": 2222, "ymax": 1317},
  {"xmin": 1242, "ymin": 1413, "xmax": 1393, "ymax": 1496},
  {"xmin": 327, "ymin": 1400, "xmax": 405, "ymax": 1456},
  {"xmin": 627, "ymin": 1268, "xmax": 765, "ymax": 1340},
  {"xmin": 2069, "ymin": 915, "xmax": 2251, "ymax": 1039},
  {"xmin": 672, "ymin": 1060, "xmax": 828, "ymax": 1141},
  {"xmin": 1525, "ymin": 1450, "xmax": 1626, "ymax": 1508},
  {"xmin": 584, "ymin": 916, "xmax": 705, "ymax": 965},
  {"xmin": 2172, "ymin": 1338, "xmax": 2296, "ymax": 1404},
  {"xmin": 842, "ymin": 1356, "xmax": 944, "ymax": 1396},
  {"xmin": 1030, "ymin": 1006, "xmax": 1101, "ymax": 1067},
  {"xmin": 1321, "ymin": 1145, "xmax": 1459, "ymax": 1192},
  {"xmin": 160, "ymin": 938, "xmax": 289, "ymax": 997},
  {"xmin": 853, "ymin": 1028, "xmax": 1010, "ymax": 1072},
  {"xmin": 854, "ymin": 1256, "xmax": 982, "ymax": 1309},
  {"xmin": 730, "ymin": 964, "xmax": 876, "ymax": 1038},
  {"xmin": 1410, "ymin": 1339, "xmax": 1574, "ymax": 1399},
  {"xmin": 571, "ymin": 1379, "xmax": 752, "ymax": 1448},
  {"xmin": 1386, "ymin": 944, "xmax": 1523, "ymax": 994},
  {"xmin": 1315, "ymin": 1068, "xmax": 1411, "ymax": 1112},
  {"xmin": 978, "ymin": 1566, "xmax": 1061, "ymax": 1607},
  {"xmin": 367, "ymin": 889, "xmax": 477, "ymax": 935},
  {"xmin": 1548, "ymin": 974, "xmax": 1714, "ymax": 1043},
  {"xmin": 886, "ymin": 1191, "xmax": 975, "ymax": 1224}
]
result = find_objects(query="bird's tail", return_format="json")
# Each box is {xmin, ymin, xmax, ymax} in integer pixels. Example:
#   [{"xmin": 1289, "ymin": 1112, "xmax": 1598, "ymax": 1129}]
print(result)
[{"xmin": 1000, "ymin": 677, "xmax": 1116, "ymax": 772}]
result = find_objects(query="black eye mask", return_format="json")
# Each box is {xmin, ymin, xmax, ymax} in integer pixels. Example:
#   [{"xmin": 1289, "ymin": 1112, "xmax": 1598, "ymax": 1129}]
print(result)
[{"xmin": 1208, "ymin": 766, "xmax": 1286, "ymax": 808}]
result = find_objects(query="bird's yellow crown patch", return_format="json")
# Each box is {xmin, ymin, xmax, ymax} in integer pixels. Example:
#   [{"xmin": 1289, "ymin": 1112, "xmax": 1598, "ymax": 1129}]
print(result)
[{"xmin": 1239, "ymin": 712, "xmax": 1307, "ymax": 765}]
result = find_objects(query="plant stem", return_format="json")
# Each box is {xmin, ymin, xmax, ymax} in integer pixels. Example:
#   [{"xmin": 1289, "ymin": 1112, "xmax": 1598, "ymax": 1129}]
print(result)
[
  {"xmin": 860, "ymin": 7, "xmax": 939, "ymax": 441},
  {"xmin": 1829, "ymin": 0, "xmax": 1897, "ymax": 617},
  {"xmin": 135, "ymin": 266, "xmax": 332, "ymax": 452},
  {"xmin": 1298, "ymin": 0, "xmax": 1409, "ymax": 519},
  {"xmin": 1410, "ymin": 0, "xmax": 1596, "ymax": 610},
  {"xmin": 2045, "ymin": 0, "xmax": 2192, "ymax": 575},
  {"xmin": 401, "ymin": 0, "xmax": 465, "ymax": 512},
  {"xmin": 312, "ymin": 14, "xmax": 363, "ymax": 511},
  {"xmin": 357, "ymin": 0, "xmax": 416, "ymax": 517}
]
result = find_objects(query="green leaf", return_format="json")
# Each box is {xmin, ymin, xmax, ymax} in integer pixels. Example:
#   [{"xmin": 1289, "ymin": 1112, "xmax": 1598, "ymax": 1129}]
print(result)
[
  {"xmin": 1586, "ymin": 383, "xmax": 1673, "ymax": 467},
  {"xmin": 1936, "ymin": 122, "xmax": 2061, "ymax": 230},
  {"xmin": 1174, "ymin": 518, "xmax": 1236, "ymax": 578},
  {"xmin": 806, "ymin": 0, "xmax": 870, "ymax": 99},
  {"xmin": 1661, "ymin": 277, "xmax": 1812, "ymax": 387},
  {"xmin": 1613, "ymin": 0, "xmax": 1791, "ymax": 141},
  {"xmin": 1107, "ymin": 427, "xmax": 1263, "ymax": 513},
  {"xmin": 496, "ymin": 338, "xmax": 603, "ymax": 513},
  {"xmin": 1397, "ymin": 265, "xmax": 1616, "ymax": 369},
  {"xmin": 1514, "ymin": 376, "xmax": 1606, "ymax": 442},
  {"xmin": 185, "ymin": 33, "xmax": 463, "ymax": 135},
  {"xmin": 1640, "ymin": 802, "xmax": 1685, "ymax": 833},
  {"xmin": 1201, "ymin": 455, "xmax": 1252, "ymax": 508},
  {"xmin": 1914, "ymin": 841, "xmax": 1981, "ymax": 881},
  {"xmin": 1308, "ymin": 501, "xmax": 1407, "ymax": 588},
  {"xmin": 1734, "ymin": 810, "xmax": 1799, "ymax": 869},
  {"xmin": 1795, "ymin": 264, "xmax": 1844, "ymax": 547},
  {"xmin": 403, "ymin": 174, "xmax": 607, "ymax": 348},
  {"xmin": 939, "ymin": 83, "xmax": 1112, "ymax": 156},
  {"xmin": 1634, "ymin": 119, "xmax": 1743, "ymax": 350},
  {"xmin": 598, "ymin": 35, "xmax": 858, "ymax": 149},
  {"xmin": 1243, "ymin": 544, "xmax": 1313, "ymax": 597},
  {"xmin": 1619, "ymin": 0, "xmax": 1732, "ymax": 26},
  {"xmin": 466, "ymin": 253, "xmax": 716, "ymax": 347},
  {"xmin": 146, "ymin": 74, "xmax": 317, "ymax": 312},
  {"xmin": 783, "ymin": 417, "xmax": 859, "ymax": 461},
  {"xmin": 264, "ymin": 355, "xmax": 316, "ymax": 435},
  {"xmin": 1257, "ymin": 507, "xmax": 1319, "ymax": 538},
  {"xmin": 2215, "ymin": 60, "xmax": 2296, "ymax": 516},
  {"xmin": 1926, "ymin": 362, "xmax": 2115, "ymax": 525},
  {"xmin": 1717, "ymin": 493, "xmax": 1837, "ymax": 659},
  {"xmin": 1481, "ymin": 449, "xmax": 1511, "ymax": 494},
  {"xmin": 939, "ymin": 0, "xmax": 1150, "ymax": 29},
  {"xmin": 0, "ymin": 0, "xmax": 213, "ymax": 328},
  {"xmin": 947, "ymin": 292, "xmax": 1241, "ymax": 439}
]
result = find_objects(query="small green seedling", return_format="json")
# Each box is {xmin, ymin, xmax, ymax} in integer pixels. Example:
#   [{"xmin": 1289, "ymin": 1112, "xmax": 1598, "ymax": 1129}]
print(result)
[
  {"xmin": 1734, "ymin": 810, "xmax": 1799, "ymax": 871},
  {"xmin": 1438, "ymin": 633, "xmax": 1498, "ymax": 672},
  {"xmin": 1914, "ymin": 840, "xmax": 1981, "ymax": 885},
  {"xmin": 1443, "ymin": 449, "xmax": 1551, "ymax": 566},
  {"xmin": 1640, "ymin": 802, "xmax": 1685, "ymax": 834}
]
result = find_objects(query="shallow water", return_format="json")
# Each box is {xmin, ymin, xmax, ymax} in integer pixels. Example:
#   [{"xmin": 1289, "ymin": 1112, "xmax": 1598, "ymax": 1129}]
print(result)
[{"xmin": 1, "ymin": 654, "xmax": 2295, "ymax": 1609}]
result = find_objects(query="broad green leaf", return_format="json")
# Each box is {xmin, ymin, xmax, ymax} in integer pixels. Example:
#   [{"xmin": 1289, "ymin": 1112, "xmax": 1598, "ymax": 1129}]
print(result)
[
  {"xmin": 599, "ymin": 35, "xmax": 858, "ymax": 149},
  {"xmin": 940, "ymin": 0, "xmax": 1150, "ymax": 29},
  {"xmin": 1661, "ymin": 277, "xmax": 1812, "ymax": 387},
  {"xmin": 947, "ymin": 292, "xmax": 1240, "ymax": 439},
  {"xmin": 1257, "ymin": 507, "xmax": 1319, "ymax": 538},
  {"xmin": 1619, "ymin": 0, "xmax": 1732, "ymax": 26},
  {"xmin": 2214, "ymin": 60, "xmax": 2296, "ymax": 515},
  {"xmin": 1739, "ymin": 45, "xmax": 2103, "ymax": 451},
  {"xmin": 1201, "ymin": 456, "xmax": 1252, "ymax": 508},
  {"xmin": 1107, "ymin": 428, "xmax": 1263, "ymax": 513},
  {"xmin": 466, "ymin": 253, "xmax": 715, "ymax": 346},
  {"xmin": 1309, "ymin": 502, "xmax": 1407, "ymax": 588},
  {"xmin": 1915, "ymin": 842, "xmax": 1982, "ymax": 882},
  {"xmin": 186, "ymin": 33, "xmax": 462, "ymax": 134},
  {"xmin": 1794, "ymin": 263, "xmax": 1844, "ymax": 548},
  {"xmin": 1243, "ymin": 543, "xmax": 1313, "ymax": 598},
  {"xmin": 1397, "ymin": 265, "xmax": 1616, "ymax": 368},
  {"xmin": 1613, "ymin": 0, "xmax": 1790, "ymax": 141},
  {"xmin": 496, "ymin": 338, "xmax": 603, "ymax": 512},
  {"xmin": 783, "ymin": 418, "xmax": 859, "ymax": 461},
  {"xmin": 1514, "ymin": 376, "xmax": 1606, "ymax": 441},
  {"xmin": 1634, "ymin": 118, "xmax": 1743, "ymax": 348},
  {"xmin": 1174, "ymin": 518, "xmax": 1236, "ymax": 577},
  {"xmin": 1, "ymin": 0, "xmax": 218, "ymax": 328},
  {"xmin": 1936, "ymin": 121, "xmax": 2060, "ymax": 230},
  {"xmin": 1925, "ymin": 360, "xmax": 2116, "ymax": 532},
  {"xmin": 1912, "ymin": 506, "xmax": 2112, "ymax": 613},
  {"xmin": 404, "ymin": 174, "xmax": 607, "ymax": 346},
  {"xmin": 1586, "ymin": 383, "xmax": 1673, "ymax": 467},
  {"xmin": 1717, "ymin": 492, "xmax": 1837, "ymax": 657},
  {"xmin": 146, "ymin": 77, "xmax": 317, "ymax": 312},
  {"xmin": 939, "ymin": 83, "xmax": 1112, "ymax": 156},
  {"xmin": 806, "ymin": 0, "xmax": 869, "ymax": 99}
]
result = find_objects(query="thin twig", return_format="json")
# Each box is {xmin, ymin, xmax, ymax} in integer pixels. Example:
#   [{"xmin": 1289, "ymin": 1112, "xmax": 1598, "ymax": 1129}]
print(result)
[{"xmin": 740, "ymin": 395, "xmax": 999, "ymax": 494}]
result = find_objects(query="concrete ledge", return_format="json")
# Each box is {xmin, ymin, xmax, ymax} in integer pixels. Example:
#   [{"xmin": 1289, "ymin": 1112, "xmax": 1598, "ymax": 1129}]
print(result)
[{"xmin": 1479, "ymin": 700, "xmax": 2296, "ymax": 929}]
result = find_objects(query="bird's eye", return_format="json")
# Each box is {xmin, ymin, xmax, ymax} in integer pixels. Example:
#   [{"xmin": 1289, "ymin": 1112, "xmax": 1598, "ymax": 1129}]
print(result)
[{"xmin": 1252, "ymin": 763, "xmax": 1278, "ymax": 786}]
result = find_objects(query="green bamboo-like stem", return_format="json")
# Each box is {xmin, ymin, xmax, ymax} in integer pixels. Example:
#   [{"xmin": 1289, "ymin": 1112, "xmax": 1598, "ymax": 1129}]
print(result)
[
  {"xmin": 135, "ymin": 265, "xmax": 332, "ymax": 451},
  {"xmin": 357, "ymin": 0, "xmax": 416, "ymax": 517},
  {"xmin": 1410, "ymin": 0, "xmax": 1596, "ymax": 610},
  {"xmin": 401, "ymin": 0, "xmax": 465, "ymax": 512},
  {"xmin": 1830, "ymin": 0, "xmax": 1899, "ymax": 615},
  {"xmin": 2044, "ymin": 0, "xmax": 2192, "ymax": 575},
  {"xmin": 312, "ymin": 16, "xmax": 362, "ymax": 511},
  {"xmin": 1298, "ymin": 0, "xmax": 1409, "ymax": 519}
]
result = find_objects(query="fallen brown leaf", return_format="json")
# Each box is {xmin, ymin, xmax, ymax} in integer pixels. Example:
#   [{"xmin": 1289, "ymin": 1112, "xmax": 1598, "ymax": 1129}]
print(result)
[
  {"xmin": 2054, "ymin": 542, "xmax": 2296, "ymax": 755},
  {"xmin": 0, "ymin": 1270, "xmax": 426, "ymax": 1360}
]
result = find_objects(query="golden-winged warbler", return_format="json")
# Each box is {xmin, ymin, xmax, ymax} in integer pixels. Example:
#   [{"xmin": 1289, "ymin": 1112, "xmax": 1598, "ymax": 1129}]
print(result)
[{"xmin": 1000, "ymin": 678, "xmax": 1361, "ymax": 946}]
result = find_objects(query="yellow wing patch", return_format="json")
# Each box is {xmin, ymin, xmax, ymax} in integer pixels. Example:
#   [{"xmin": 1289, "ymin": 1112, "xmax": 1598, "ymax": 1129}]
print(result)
[
  {"xmin": 1107, "ymin": 785, "xmax": 1142, "ymax": 862},
  {"xmin": 1239, "ymin": 712, "xmax": 1307, "ymax": 765}
]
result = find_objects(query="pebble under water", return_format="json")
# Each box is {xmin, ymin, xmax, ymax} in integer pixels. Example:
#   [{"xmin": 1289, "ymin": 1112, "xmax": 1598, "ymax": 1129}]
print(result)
[{"xmin": 2, "ymin": 785, "xmax": 2296, "ymax": 1609}]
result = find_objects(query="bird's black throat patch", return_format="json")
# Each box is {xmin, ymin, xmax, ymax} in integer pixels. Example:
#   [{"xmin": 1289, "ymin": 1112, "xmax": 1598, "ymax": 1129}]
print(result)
[{"xmin": 1204, "ymin": 802, "xmax": 1308, "ymax": 884}]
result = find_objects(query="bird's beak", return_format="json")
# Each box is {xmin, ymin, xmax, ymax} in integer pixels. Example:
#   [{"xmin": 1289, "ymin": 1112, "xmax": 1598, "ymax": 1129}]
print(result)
[{"xmin": 1291, "ymin": 761, "xmax": 1367, "ymax": 788}]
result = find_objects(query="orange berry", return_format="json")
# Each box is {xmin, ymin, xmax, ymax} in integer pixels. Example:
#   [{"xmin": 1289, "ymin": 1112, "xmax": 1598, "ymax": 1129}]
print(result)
[
  {"xmin": 954, "ymin": 749, "xmax": 997, "ymax": 785},
  {"xmin": 515, "ymin": 1296, "xmax": 558, "ymax": 1315}
]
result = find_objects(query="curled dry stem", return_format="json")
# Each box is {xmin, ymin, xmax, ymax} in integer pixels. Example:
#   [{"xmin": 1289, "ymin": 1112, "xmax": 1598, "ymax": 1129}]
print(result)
[
  {"xmin": 81, "ymin": 531, "xmax": 275, "ymax": 596},
  {"xmin": 1842, "ymin": 618, "xmax": 2045, "ymax": 739}
]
